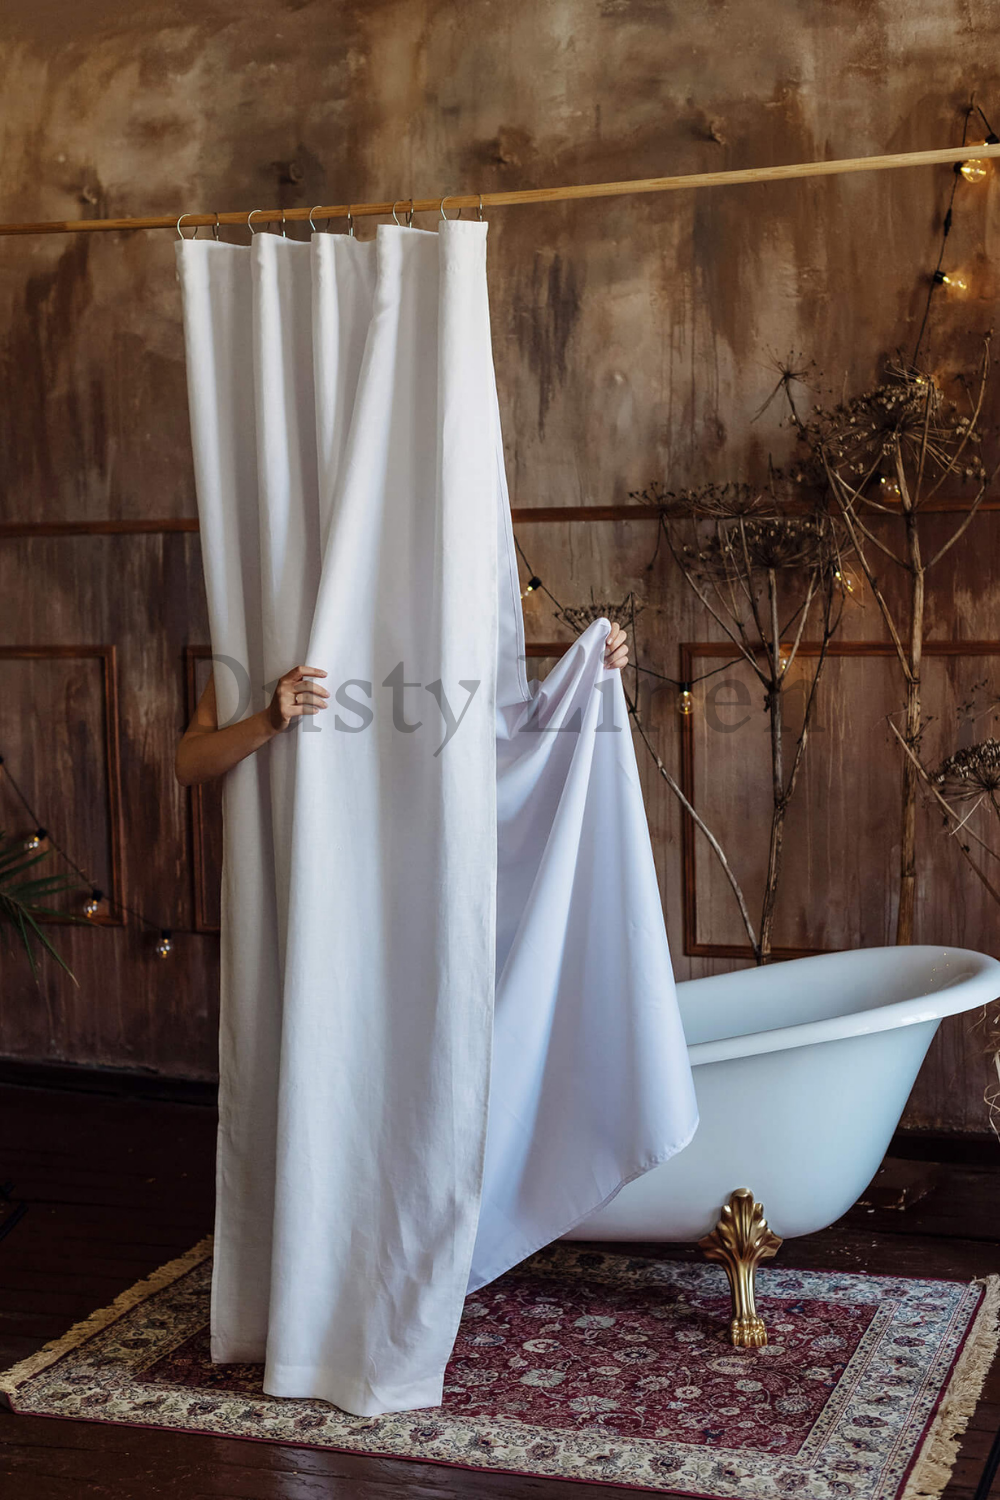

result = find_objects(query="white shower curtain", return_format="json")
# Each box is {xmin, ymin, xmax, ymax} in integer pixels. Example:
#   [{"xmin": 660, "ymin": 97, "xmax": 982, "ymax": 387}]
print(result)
[{"xmin": 175, "ymin": 220, "xmax": 697, "ymax": 1418}]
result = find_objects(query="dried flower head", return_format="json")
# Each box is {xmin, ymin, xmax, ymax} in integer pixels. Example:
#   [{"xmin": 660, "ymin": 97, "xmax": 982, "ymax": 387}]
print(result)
[
  {"xmin": 800, "ymin": 359, "xmax": 989, "ymax": 495},
  {"xmin": 638, "ymin": 480, "xmax": 774, "ymax": 519},
  {"xmin": 931, "ymin": 739, "xmax": 1000, "ymax": 802},
  {"xmin": 676, "ymin": 511, "xmax": 848, "ymax": 586},
  {"xmin": 629, "ymin": 479, "xmax": 778, "ymax": 519},
  {"xmin": 752, "ymin": 349, "xmax": 818, "ymax": 426},
  {"xmin": 558, "ymin": 593, "xmax": 643, "ymax": 636},
  {"xmin": 730, "ymin": 516, "xmax": 832, "ymax": 570}
]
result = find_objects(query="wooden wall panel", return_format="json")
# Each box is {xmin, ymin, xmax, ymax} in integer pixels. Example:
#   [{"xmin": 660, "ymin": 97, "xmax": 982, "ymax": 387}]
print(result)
[
  {"xmin": 1, "ymin": 0, "xmax": 999, "ymax": 1129},
  {"xmin": 680, "ymin": 643, "xmax": 1000, "ymax": 959},
  {"xmin": 0, "ymin": 535, "xmax": 218, "ymax": 1078},
  {"xmin": 0, "ymin": 646, "xmax": 122, "ymax": 924}
]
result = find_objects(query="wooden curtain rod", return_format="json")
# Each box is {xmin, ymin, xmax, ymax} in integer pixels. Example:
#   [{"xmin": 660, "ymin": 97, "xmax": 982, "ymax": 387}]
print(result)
[{"xmin": 2, "ymin": 142, "xmax": 999, "ymax": 238}]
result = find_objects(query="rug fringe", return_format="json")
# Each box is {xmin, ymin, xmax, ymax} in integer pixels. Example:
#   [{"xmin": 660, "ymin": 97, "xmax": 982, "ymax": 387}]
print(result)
[
  {"xmin": 0, "ymin": 1234, "xmax": 214, "ymax": 1397},
  {"xmin": 901, "ymin": 1274, "xmax": 1000, "ymax": 1500}
]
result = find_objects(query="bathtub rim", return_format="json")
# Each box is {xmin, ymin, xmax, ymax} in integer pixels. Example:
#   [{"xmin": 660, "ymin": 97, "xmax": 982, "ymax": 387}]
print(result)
[{"xmin": 681, "ymin": 944, "xmax": 1000, "ymax": 1069}]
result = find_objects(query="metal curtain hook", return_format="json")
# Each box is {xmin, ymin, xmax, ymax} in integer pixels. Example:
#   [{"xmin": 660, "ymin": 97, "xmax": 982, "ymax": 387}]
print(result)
[
  {"xmin": 280, "ymin": 209, "xmax": 287, "ymax": 238},
  {"xmin": 176, "ymin": 212, "xmax": 199, "ymax": 240},
  {"xmin": 308, "ymin": 204, "xmax": 325, "ymax": 233},
  {"xmin": 478, "ymin": 193, "xmax": 484, "ymax": 221},
  {"xmin": 439, "ymin": 194, "xmax": 460, "ymax": 221},
  {"xmin": 346, "ymin": 209, "xmax": 355, "ymax": 237},
  {"xmin": 247, "ymin": 208, "xmax": 264, "ymax": 238},
  {"xmin": 212, "ymin": 212, "xmax": 221, "ymax": 241},
  {"xmin": 392, "ymin": 199, "xmax": 413, "ymax": 227}
]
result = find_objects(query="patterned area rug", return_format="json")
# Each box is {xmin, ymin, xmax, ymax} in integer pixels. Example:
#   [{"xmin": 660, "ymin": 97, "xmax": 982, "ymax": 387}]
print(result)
[{"xmin": 1, "ymin": 1239, "xmax": 997, "ymax": 1499}]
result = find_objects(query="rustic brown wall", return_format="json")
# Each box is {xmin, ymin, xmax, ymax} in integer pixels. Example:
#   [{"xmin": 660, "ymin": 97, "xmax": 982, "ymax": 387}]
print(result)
[{"xmin": 1, "ymin": 0, "xmax": 999, "ymax": 1125}]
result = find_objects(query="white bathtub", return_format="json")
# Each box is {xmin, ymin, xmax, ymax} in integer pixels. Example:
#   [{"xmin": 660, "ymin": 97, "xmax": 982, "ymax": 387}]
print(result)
[{"xmin": 566, "ymin": 945, "xmax": 1000, "ymax": 1244}]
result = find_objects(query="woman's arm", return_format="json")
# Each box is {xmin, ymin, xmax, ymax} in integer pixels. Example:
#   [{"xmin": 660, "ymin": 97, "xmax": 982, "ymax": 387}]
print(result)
[
  {"xmin": 175, "ymin": 664, "xmax": 329, "ymax": 786},
  {"xmin": 175, "ymin": 633, "xmax": 625, "ymax": 789}
]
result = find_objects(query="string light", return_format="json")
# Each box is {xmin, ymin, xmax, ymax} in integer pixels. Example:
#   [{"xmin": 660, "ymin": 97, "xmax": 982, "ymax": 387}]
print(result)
[
  {"xmin": 958, "ymin": 131, "xmax": 999, "ymax": 182},
  {"xmin": 880, "ymin": 476, "xmax": 901, "ymax": 498},
  {"xmin": 511, "ymin": 531, "xmax": 743, "ymax": 695},
  {"xmin": 0, "ymin": 754, "xmax": 172, "ymax": 958},
  {"xmin": 677, "ymin": 685, "xmax": 694, "ymax": 716},
  {"xmin": 933, "ymin": 268, "xmax": 968, "ymax": 293},
  {"xmin": 960, "ymin": 157, "xmax": 989, "ymax": 183},
  {"xmin": 912, "ymin": 101, "xmax": 991, "ymax": 364}
]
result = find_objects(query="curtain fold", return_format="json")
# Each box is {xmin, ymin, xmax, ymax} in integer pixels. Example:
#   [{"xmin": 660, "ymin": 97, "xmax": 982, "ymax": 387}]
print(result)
[{"xmin": 175, "ymin": 220, "xmax": 697, "ymax": 1419}]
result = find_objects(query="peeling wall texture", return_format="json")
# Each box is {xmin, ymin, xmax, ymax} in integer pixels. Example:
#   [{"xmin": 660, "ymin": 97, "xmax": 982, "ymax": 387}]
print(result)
[{"xmin": 2, "ymin": 0, "xmax": 1000, "ymax": 1127}]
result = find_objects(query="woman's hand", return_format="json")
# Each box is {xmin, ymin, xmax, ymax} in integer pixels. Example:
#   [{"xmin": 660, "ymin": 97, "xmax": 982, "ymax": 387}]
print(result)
[
  {"xmin": 176, "ymin": 664, "xmax": 332, "ymax": 786},
  {"xmin": 267, "ymin": 664, "xmax": 330, "ymax": 732},
  {"xmin": 604, "ymin": 622, "xmax": 629, "ymax": 671}
]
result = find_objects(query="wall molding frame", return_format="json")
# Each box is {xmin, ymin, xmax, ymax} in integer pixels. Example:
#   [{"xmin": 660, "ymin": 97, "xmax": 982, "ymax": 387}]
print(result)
[{"xmin": 0, "ymin": 644, "xmax": 124, "ymax": 926}]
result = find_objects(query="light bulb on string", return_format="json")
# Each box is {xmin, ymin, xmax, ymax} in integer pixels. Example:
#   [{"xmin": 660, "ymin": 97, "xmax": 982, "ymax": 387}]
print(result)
[
  {"xmin": 834, "ymin": 568, "xmax": 857, "ymax": 596},
  {"xmin": 0, "ymin": 753, "xmax": 169, "ymax": 944},
  {"xmin": 677, "ymin": 685, "xmax": 694, "ymax": 716},
  {"xmin": 520, "ymin": 575, "xmax": 542, "ymax": 600},
  {"xmin": 960, "ymin": 158, "xmax": 989, "ymax": 183},
  {"xmin": 958, "ymin": 133, "xmax": 999, "ymax": 182},
  {"xmin": 880, "ymin": 476, "xmax": 901, "ymax": 499},
  {"xmin": 934, "ymin": 269, "xmax": 968, "ymax": 293}
]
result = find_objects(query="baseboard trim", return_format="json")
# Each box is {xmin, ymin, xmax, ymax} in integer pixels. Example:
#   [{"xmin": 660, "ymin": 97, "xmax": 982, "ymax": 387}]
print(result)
[
  {"xmin": 0, "ymin": 1057, "xmax": 217, "ymax": 1107},
  {"xmin": 889, "ymin": 1128, "xmax": 1000, "ymax": 1168}
]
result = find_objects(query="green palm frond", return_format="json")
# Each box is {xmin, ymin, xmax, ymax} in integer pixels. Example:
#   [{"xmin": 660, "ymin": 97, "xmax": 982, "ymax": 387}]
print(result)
[{"xmin": 0, "ymin": 831, "xmax": 89, "ymax": 985}]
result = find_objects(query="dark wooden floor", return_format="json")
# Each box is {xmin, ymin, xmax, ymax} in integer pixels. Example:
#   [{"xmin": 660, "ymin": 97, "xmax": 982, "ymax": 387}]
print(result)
[{"xmin": 1, "ymin": 1072, "xmax": 1000, "ymax": 1499}]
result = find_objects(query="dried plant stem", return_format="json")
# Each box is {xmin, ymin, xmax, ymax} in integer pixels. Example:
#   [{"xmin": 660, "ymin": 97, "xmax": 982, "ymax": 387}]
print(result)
[
  {"xmin": 897, "ymin": 501, "xmax": 926, "ymax": 945},
  {"xmin": 760, "ymin": 572, "xmax": 785, "ymax": 957},
  {"xmin": 758, "ymin": 598, "xmax": 838, "ymax": 958},
  {"xmin": 656, "ymin": 504, "xmax": 844, "ymax": 963},
  {"xmin": 887, "ymin": 721, "xmax": 1000, "ymax": 907},
  {"xmin": 821, "ymin": 460, "xmax": 911, "ymax": 679},
  {"xmin": 660, "ymin": 525, "xmax": 764, "ymax": 683},
  {"xmin": 782, "ymin": 574, "xmax": 817, "ymax": 676},
  {"xmin": 803, "ymin": 339, "xmax": 995, "ymax": 946},
  {"xmin": 627, "ymin": 698, "xmax": 760, "ymax": 955}
]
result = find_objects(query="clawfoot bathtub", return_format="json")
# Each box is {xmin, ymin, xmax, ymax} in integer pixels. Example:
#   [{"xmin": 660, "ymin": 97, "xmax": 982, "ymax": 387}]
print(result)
[{"xmin": 564, "ymin": 945, "xmax": 1000, "ymax": 1344}]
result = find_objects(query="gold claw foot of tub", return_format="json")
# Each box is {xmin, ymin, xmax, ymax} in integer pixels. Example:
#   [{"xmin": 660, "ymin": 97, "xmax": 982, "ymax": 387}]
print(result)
[
  {"xmin": 698, "ymin": 1188, "xmax": 783, "ymax": 1348},
  {"xmin": 730, "ymin": 1312, "xmax": 768, "ymax": 1349}
]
